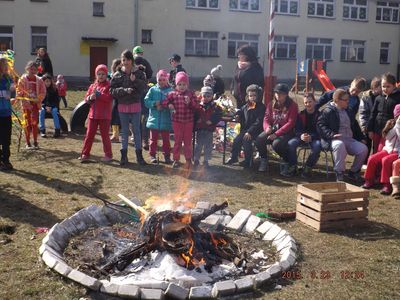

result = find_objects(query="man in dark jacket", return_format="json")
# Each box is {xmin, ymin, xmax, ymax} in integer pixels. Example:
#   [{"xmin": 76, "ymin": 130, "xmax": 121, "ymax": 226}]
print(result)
[
  {"xmin": 317, "ymin": 89, "xmax": 368, "ymax": 182},
  {"xmin": 169, "ymin": 54, "xmax": 186, "ymax": 88}
]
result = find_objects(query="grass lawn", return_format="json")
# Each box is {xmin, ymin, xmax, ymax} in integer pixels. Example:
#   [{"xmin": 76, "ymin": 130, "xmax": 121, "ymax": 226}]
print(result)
[{"xmin": 0, "ymin": 90, "xmax": 399, "ymax": 300}]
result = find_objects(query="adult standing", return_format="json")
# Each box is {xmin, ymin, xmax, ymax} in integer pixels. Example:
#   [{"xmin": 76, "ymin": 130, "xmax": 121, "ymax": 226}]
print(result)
[
  {"xmin": 132, "ymin": 46, "xmax": 153, "ymax": 81},
  {"xmin": 231, "ymin": 45, "xmax": 264, "ymax": 108},
  {"xmin": 169, "ymin": 54, "xmax": 186, "ymax": 88},
  {"xmin": 35, "ymin": 48, "xmax": 53, "ymax": 77}
]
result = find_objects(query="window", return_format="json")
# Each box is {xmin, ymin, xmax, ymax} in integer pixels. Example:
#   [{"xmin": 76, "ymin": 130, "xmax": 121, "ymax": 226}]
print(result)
[
  {"xmin": 0, "ymin": 26, "xmax": 13, "ymax": 51},
  {"xmin": 340, "ymin": 39, "xmax": 365, "ymax": 62},
  {"xmin": 380, "ymin": 42, "xmax": 390, "ymax": 63},
  {"xmin": 343, "ymin": 0, "xmax": 368, "ymax": 21},
  {"xmin": 186, "ymin": 0, "xmax": 219, "ymax": 9},
  {"xmin": 376, "ymin": 1, "xmax": 400, "ymax": 23},
  {"xmin": 31, "ymin": 26, "xmax": 47, "ymax": 54},
  {"xmin": 141, "ymin": 30, "xmax": 152, "ymax": 44},
  {"xmin": 185, "ymin": 31, "xmax": 218, "ymax": 56},
  {"xmin": 93, "ymin": 2, "xmax": 104, "ymax": 17},
  {"xmin": 228, "ymin": 33, "xmax": 259, "ymax": 57},
  {"xmin": 306, "ymin": 38, "xmax": 332, "ymax": 60},
  {"xmin": 275, "ymin": 0, "xmax": 299, "ymax": 15},
  {"xmin": 274, "ymin": 35, "xmax": 297, "ymax": 59},
  {"xmin": 229, "ymin": 0, "xmax": 260, "ymax": 12},
  {"xmin": 308, "ymin": 0, "xmax": 334, "ymax": 18}
]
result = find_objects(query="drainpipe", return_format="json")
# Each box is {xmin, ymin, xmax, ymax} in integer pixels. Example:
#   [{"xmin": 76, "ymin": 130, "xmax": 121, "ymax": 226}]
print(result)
[{"xmin": 133, "ymin": 0, "xmax": 139, "ymax": 46}]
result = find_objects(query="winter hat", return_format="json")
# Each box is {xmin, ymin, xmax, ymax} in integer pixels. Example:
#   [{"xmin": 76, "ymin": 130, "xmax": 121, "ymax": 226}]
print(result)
[
  {"xmin": 156, "ymin": 69, "xmax": 169, "ymax": 81},
  {"xmin": 57, "ymin": 74, "xmax": 64, "ymax": 80},
  {"xmin": 200, "ymin": 86, "xmax": 213, "ymax": 95},
  {"xmin": 210, "ymin": 65, "xmax": 222, "ymax": 77},
  {"xmin": 274, "ymin": 83, "xmax": 289, "ymax": 94},
  {"xmin": 169, "ymin": 53, "xmax": 181, "ymax": 63},
  {"xmin": 132, "ymin": 46, "xmax": 143, "ymax": 54},
  {"xmin": 175, "ymin": 71, "xmax": 189, "ymax": 85},
  {"xmin": 394, "ymin": 104, "xmax": 400, "ymax": 118},
  {"xmin": 95, "ymin": 64, "xmax": 108, "ymax": 75}
]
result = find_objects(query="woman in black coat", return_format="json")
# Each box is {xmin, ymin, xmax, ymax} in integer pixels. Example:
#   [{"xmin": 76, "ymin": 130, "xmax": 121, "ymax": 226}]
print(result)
[
  {"xmin": 231, "ymin": 45, "xmax": 264, "ymax": 108},
  {"xmin": 36, "ymin": 48, "xmax": 53, "ymax": 77}
]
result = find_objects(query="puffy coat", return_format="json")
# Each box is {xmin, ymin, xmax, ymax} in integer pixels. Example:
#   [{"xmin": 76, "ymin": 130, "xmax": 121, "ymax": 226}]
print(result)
[
  {"xmin": 144, "ymin": 84, "xmax": 173, "ymax": 131},
  {"xmin": 85, "ymin": 80, "xmax": 112, "ymax": 120}
]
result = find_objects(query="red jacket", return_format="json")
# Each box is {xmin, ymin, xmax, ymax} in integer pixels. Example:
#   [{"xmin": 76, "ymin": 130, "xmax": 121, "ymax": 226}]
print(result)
[
  {"xmin": 56, "ymin": 81, "xmax": 67, "ymax": 96},
  {"xmin": 195, "ymin": 101, "xmax": 222, "ymax": 131},
  {"xmin": 85, "ymin": 81, "xmax": 112, "ymax": 120},
  {"xmin": 163, "ymin": 89, "xmax": 199, "ymax": 123},
  {"xmin": 263, "ymin": 97, "xmax": 298, "ymax": 136}
]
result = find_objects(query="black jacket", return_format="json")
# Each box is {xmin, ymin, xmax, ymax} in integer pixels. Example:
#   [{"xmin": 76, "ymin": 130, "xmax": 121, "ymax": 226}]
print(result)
[
  {"xmin": 42, "ymin": 87, "xmax": 60, "ymax": 109},
  {"xmin": 316, "ymin": 86, "xmax": 361, "ymax": 113},
  {"xmin": 317, "ymin": 102, "xmax": 364, "ymax": 150},
  {"xmin": 169, "ymin": 64, "xmax": 186, "ymax": 87},
  {"xmin": 367, "ymin": 88, "xmax": 400, "ymax": 134},
  {"xmin": 231, "ymin": 62, "xmax": 264, "ymax": 109},
  {"xmin": 295, "ymin": 109, "xmax": 320, "ymax": 140},
  {"xmin": 36, "ymin": 56, "xmax": 53, "ymax": 77},
  {"xmin": 236, "ymin": 101, "xmax": 266, "ymax": 138},
  {"xmin": 134, "ymin": 56, "xmax": 153, "ymax": 80}
]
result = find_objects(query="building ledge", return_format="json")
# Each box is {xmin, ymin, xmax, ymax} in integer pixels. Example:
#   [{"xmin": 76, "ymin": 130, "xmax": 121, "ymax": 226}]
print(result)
[{"xmin": 81, "ymin": 37, "xmax": 118, "ymax": 42}]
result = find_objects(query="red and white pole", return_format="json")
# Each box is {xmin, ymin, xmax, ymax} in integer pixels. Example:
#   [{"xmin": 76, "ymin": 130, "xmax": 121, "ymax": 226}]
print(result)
[{"xmin": 265, "ymin": 0, "xmax": 276, "ymax": 105}]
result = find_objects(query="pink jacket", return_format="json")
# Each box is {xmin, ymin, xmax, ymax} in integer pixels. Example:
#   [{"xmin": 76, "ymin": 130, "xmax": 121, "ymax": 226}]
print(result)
[
  {"xmin": 16, "ymin": 74, "xmax": 46, "ymax": 110},
  {"xmin": 85, "ymin": 80, "xmax": 112, "ymax": 120},
  {"xmin": 263, "ymin": 98, "xmax": 298, "ymax": 136}
]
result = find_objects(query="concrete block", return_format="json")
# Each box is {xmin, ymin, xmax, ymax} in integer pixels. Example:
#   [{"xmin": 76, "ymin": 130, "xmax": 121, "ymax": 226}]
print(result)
[
  {"xmin": 201, "ymin": 214, "xmax": 223, "ymax": 226},
  {"xmin": 235, "ymin": 276, "xmax": 254, "ymax": 292},
  {"xmin": 165, "ymin": 283, "xmax": 189, "ymax": 300},
  {"xmin": 221, "ymin": 215, "xmax": 232, "ymax": 226},
  {"xmin": 263, "ymin": 225, "xmax": 281, "ymax": 241},
  {"xmin": 140, "ymin": 288, "xmax": 165, "ymax": 300},
  {"xmin": 189, "ymin": 286, "xmax": 212, "ymax": 299},
  {"xmin": 195, "ymin": 201, "xmax": 211, "ymax": 210},
  {"xmin": 117, "ymin": 284, "xmax": 140, "ymax": 299},
  {"xmin": 267, "ymin": 263, "xmax": 282, "ymax": 278},
  {"xmin": 68, "ymin": 211, "xmax": 89, "ymax": 233},
  {"xmin": 272, "ymin": 229, "xmax": 287, "ymax": 244},
  {"xmin": 84, "ymin": 204, "xmax": 110, "ymax": 226},
  {"xmin": 41, "ymin": 250, "xmax": 58, "ymax": 269},
  {"xmin": 242, "ymin": 215, "xmax": 261, "ymax": 233},
  {"xmin": 135, "ymin": 281, "xmax": 169, "ymax": 290},
  {"xmin": 226, "ymin": 209, "xmax": 252, "ymax": 231},
  {"xmin": 255, "ymin": 221, "xmax": 274, "ymax": 235},
  {"xmin": 58, "ymin": 218, "xmax": 80, "ymax": 236},
  {"xmin": 254, "ymin": 271, "xmax": 271, "ymax": 287},
  {"xmin": 211, "ymin": 280, "xmax": 236, "ymax": 297},
  {"xmin": 101, "ymin": 205, "xmax": 132, "ymax": 225},
  {"xmin": 53, "ymin": 261, "xmax": 72, "ymax": 277},
  {"xmin": 100, "ymin": 281, "xmax": 119, "ymax": 296},
  {"xmin": 48, "ymin": 224, "xmax": 70, "ymax": 250},
  {"xmin": 280, "ymin": 259, "xmax": 291, "ymax": 271},
  {"xmin": 276, "ymin": 235, "xmax": 292, "ymax": 252},
  {"xmin": 67, "ymin": 269, "xmax": 101, "ymax": 291},
  {"xmin": 39, "ymin": 244, "xmax": 64, "ymax": 260}
]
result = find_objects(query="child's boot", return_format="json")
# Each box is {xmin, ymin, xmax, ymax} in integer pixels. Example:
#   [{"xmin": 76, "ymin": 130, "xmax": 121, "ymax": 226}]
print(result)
[
  {"xmin": 120, "ymin": 149, "xmax": 128, "ymax": 166},
  {"xmin": 136, "ymin": 149, "xmax": 147, "ymax": 165},
  {"xmin": 390, "ymin": 176, "xmax": 400, "ymax": 196},
  {"xmin": 53, "ymin": 128, "xmax": 61, "ymax": 138},
  {"xmin": 164, "ymin": 154, "xmax": 172, "ymax": 164}
]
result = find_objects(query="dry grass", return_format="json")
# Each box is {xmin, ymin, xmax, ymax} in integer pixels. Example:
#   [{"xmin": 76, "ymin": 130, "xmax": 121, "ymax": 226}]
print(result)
[{"xmin": 0, "ymin": 91, "xmax": 399, "ymax": 300}]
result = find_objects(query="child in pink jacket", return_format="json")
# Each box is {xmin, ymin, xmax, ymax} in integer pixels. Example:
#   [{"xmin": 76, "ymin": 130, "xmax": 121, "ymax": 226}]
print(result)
[{"xmin": 79, "ymin": 64, "xmax": 113, "ymax": 162}]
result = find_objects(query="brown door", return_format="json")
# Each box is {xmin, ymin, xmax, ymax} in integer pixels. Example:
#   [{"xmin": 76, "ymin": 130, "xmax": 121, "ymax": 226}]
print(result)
[{"xmin": 90, "ymin": 47, "xmax": 108, "ymax": 81}]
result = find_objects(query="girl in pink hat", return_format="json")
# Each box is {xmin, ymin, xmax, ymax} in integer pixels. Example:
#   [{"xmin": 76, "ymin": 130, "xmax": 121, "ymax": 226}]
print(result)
[{"xmin": 79, "ymin": 64, "xmax": 113, "ymax": 162}]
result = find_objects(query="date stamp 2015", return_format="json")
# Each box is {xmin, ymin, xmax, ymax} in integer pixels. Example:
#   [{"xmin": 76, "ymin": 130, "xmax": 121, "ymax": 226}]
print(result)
[{"xmin": 281, "ymin": 270, "xmax": 365, "ymax": 280}]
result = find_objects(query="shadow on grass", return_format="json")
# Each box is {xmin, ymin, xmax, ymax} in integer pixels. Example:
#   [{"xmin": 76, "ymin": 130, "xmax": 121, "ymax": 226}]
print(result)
[
  {"xmin": 0, "ymin": 184, "xmax": 61, "ymax": 227},
  {"xmin": 328, "ymin": 220, "xmax": 400, "ymax": 241}
]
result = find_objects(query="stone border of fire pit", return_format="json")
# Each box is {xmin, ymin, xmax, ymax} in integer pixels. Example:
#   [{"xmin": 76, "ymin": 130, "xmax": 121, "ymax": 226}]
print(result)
[{"xmin": 39, "ymin": 202, "xmax": 298, "ymax": 300}]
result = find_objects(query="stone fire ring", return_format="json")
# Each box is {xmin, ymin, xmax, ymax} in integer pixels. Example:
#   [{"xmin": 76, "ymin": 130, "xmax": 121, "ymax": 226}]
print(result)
[{"xmin": 39, "ymin": 202, "xmax": 298, "ymax": 299}]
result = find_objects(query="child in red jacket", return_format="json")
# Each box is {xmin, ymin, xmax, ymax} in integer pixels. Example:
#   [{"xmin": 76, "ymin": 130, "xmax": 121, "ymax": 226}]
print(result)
[
  {"xmin": 56, "ymin": 74, "xmax": 68, "ymax": 108},
  {"xmin": 79, "ymin": 64, "xmax": 113, "ymax": 162}
]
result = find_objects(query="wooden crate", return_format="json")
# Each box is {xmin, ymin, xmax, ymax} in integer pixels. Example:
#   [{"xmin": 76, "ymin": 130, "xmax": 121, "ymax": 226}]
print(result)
[{"xmin": 296, "ymin": 182, "xmax": 369, "ymax": 231}]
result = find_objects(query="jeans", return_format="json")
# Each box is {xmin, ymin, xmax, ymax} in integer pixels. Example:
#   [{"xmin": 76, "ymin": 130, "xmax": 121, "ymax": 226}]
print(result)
[
  {"xmin": 231, "ymin": 131, "xmax": 254, "ymax": 165},
  {"xmin": 194, "ymin": 130, "xmax": 214, "ymax": 162},
  {"xmin": 287, "ymin": 138, "xmax": 321, "ymax": 167},
  {"xmin": 119, "ymin": 112, "xmax": 141, "ymax": 151},
  {"xmin": 256, "ymin": 131, "xmax": 294, "ymax": 161},
  {"xmin": 39, "ymin": 107, "xmax": 60, "ymax": 131}
]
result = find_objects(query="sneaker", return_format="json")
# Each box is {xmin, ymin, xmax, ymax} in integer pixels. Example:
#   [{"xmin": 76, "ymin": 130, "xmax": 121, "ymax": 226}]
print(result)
[
  {"xmin": 226, "ymin": 157, "xmax": 238, "ymax": 165},
  {"xmin": 25, "ymin": 143, "xmax": 33, "ymax": 150},
  {"xmin": 347, "ymin": 170, "xmax": 363, "ymax": 183},
  {"xmin": 301, "ymin": 166, "xmax": 312, "ymax": 179},
  {"xmin": 164, "ymin": 156, "xmax": 172, "ymax": 164},
  {"xmin": 150, "ymin": 156, "xmax": 158, "ymax": 164},
  {"xmin": 281, "ymin": 165, "xmax": 297, "ymax": 177},
  {"xmin": 101, "ymin": 156, "xmax": 112, "ymax": 162},
  {"xmin": 258, "ymin": 158, "xmax": 268, "ymax": 172},
  {"xmin": 40, "ymin": 130, "xmax": 46, "ymax": 138},
  {"xmin": 33, "ymin": 142, "xmax": 39, "ymax": 149},
  {"xmin": 172, "ymin": 160, "xmax": 180, "ymax": 169},
  {"xmin": 380, "ymin": 184, "xmax": 392, "ymax": 195},
  {"xmin": 362, "ymin": 179, "xmax": 374, "ymax": 189},
  {"xmin": 335, "ymin": 171, "xmax": 344, "ymax": 182},
  {"xmin": 78, "ymin": 155, "xmax": 90, "ymax": 163},
  {"xmin": 193, "ymin": 160, "xmax": 200, "ymax": 167}
]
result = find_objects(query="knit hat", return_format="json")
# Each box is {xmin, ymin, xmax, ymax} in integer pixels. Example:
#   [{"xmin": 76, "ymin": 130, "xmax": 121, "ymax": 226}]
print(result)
[
  {"xmin": 274, "ymin": 83, "xmax": 289, "ymax": 94},
  {"xmin": 175, "ymin": 71, "xmax": 189, "ymax": 85},
  {"xmin": 156, "ymin": 69, "xmax": 169, "ymax": 81},
  {"xmin": 210, "ymin": 65, "xmax": 222, "ymax": 77},
  {"xmin": 95, "ymin": 64, "xmax": 108, "ymax": 75},
  {"xmin": 132, "ymin": 46, "xmax": 143, "ymax": 54},
  {"xmin": 200, "ymin": 86, "xmax": 213, "ymax": 95},
  {"xmin": 394, "ymin": 104, "xmax": 400, "ymax": 118}
]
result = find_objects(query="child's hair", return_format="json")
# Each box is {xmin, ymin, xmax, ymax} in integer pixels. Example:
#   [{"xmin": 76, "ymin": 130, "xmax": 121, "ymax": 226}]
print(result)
[
  {"xmin": 382, "ymin": 119, "xmax": 396, "ymax": 138},
  {"xmin": 121, "ymin": 49, "xmax": 134, "ymax": 62},
  {"xmin": 351, "ymin": 76, "xmax": 367, "ymax": 91},
  {"xmin": 37, "ymin": 47, "xmax": 49, "ymax": 59},
  {"xmin": 25, "ymin": 60, "xmax": 38, "ymax": 71},
  {"xmin": 304, "ymin": 93, "xmax": 315, "ymax": 102},
  {"xmin": 42, "ymin": 73, "xmax": 56, "ymax": 90},
  {"xmin": 111, "ymin": 58, "xmax": 121, "ymax": 73},
  {"xmin": 245, "ymin": 84, "xmax": 263, "ymax": 102},
  {"xmin": 0, "ymin": 58, "xmax": 9, "ymax": 76},
  {"xmin": 381, "ymin": 72, "xmax": 397, "ymax": 85},
  {"xmin": 237, "ymin": 45, "xmax": 257, "ymax": 63},
  {"xmin": 370, "ymin": 76, "xmax": 381, "ymax": 89},
  {"xmin": 333, "ymin": 88, "xmax": 348, "ymax": 103}
]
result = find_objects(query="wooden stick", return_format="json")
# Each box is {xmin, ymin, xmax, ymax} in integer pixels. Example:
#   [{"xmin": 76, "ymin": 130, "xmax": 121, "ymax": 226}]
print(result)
[{"xmin": 117, "ymin": 194, "xmax": 148, "ymax": 217}]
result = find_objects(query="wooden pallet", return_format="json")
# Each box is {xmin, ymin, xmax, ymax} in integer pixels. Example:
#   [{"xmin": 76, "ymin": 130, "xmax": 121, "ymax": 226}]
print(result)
[{"xmin": 296, "ymin": 182, "xmax": 369, "ymax": 231}]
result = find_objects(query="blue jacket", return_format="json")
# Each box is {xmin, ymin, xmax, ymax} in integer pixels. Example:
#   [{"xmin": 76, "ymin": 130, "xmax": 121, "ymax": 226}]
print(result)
[
  {"xmin": 144, "ymin": 84, "xmax": 173, "ymax": 131},
  {"xmin": 316, "ymin": 86, "xmax": 360, "ymax": 113},
  {"xmin": 0, "ymin": 75, "xmax": 13, "ymax": 117}
]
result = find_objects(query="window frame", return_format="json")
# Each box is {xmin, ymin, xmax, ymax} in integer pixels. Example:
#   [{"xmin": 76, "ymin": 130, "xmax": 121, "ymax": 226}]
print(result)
[
  {"xmin": 227, "ymin": 32, "xmax": 259, "ymax": 58},
  {"xmin": 141, "ymin": 29, "xmax": 152, "ymax": 44},
  {"xmin": 0, "ymin": 26, "xmax": 14, "ymax": 52},
  {"xmin": 307, "ymin": 0, "xmax": 335, "ymax": 19},
  {"xmin": 185, "ymin": 30, "xmax": 219, "ymax": 57},
  {"xmin": 186, "ymin": 0, "xmax": 219, "ymax": 10},
  {"xmin": 229, "ymin": 0, "xmax": 261, "ymax": 13},
  {"xmin": 340, "ymin": 39, "xmax": 366, "ymax": 63},
  {"xmin": 305, "ymin": 37, "xmax": 333, "ymax": 61},
  {"xmin": 342, "ymin": 0, "xmax": 368, "ymax": 21},
  {"xmin": 275, "ymin": 0, "xmax": 299, "ymax": 16},
  {"xmin": 31, "ymin": 26, "xmax": 47, "ymax": 55},
  {"xmin": 380, "ymin": 42, "xmax": 390, "ymax": 64},
  {"xmin": 376, "ymin": 1, "xmax": 400, "ymax": 24},
  {"xmin": 274, "ymin": 35, "xmax": 297, "ymax": 60},
  {"xmin": 93, "ymin": 2, "xmax": 105, "ymax": 17}
]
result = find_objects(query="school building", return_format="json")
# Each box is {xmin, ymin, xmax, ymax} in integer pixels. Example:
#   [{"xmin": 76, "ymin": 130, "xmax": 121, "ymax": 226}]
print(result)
[{"xmin": 1, "ymin": 0, "xmax": 399, "ymax": 84}]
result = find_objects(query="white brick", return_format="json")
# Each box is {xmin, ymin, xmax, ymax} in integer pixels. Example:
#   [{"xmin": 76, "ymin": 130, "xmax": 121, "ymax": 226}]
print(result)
[
  {"xmin": 41, "ymin": 250, "xmax": 58, "ymax": 269},
  {"xmin": 140, "ymin": 288, "xmax": 165, "ymax": 300},
  {"xmin": 267, "ymin": 263, "xmax": 282, "ymax": 277},
  {"xmin": 212, "ymin": 280, "xmax": 236, "ymax": 297},
  {"xmin": 226, "ymin": 209, "xmax": 252, "ymax": 231},
  {"xmin": 256, "ymin": 221, "xmax": 274, "ymax": 235},
  {"xmin": 165, "ymin": 283, "xmax": 189, "ymax": 300},
  {"xmin": 242, "ymin": 215, "xmax": 261, "ymax": 233},
  {"xmin": 195, "ymin": 201, "xmax": 211, "ymax": 210},
  {"xmin": 117, "ymin": 284, "xmax": 140, "ymax": 298},
  {"xmin": 189, "ymin": 286, "xmax": 212, "ymax": 299},
  {"xmin": 263, "ymin": 225, "xmax": 281, "ymax": 241},
  {"xmin": 67, "ymin": 269, "xmax": 101, "ymax": 291},
  {"xmin": 235, "ymin": 276, "xmax": 254, "ymax": 292},
  {"xmin": 254, "ymin": 271, "xmax": 271, "ymax": 287},
  {"xmin": 201, "ymin": 214, "xmax": 223, "ymax": 226},
  {"xmin": 53, "ymin": 261, "xmax": 72, "ymax": 277}
]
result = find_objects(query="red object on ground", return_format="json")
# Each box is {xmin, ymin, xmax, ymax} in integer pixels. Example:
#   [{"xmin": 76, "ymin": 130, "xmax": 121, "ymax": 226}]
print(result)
[
  {"xmin": 313, "ymin": 69, "xmax": 335, "ymax": 92},
  {"xmin": 35, "ymin": 227, "xmax": 49, "ymax": 233}
]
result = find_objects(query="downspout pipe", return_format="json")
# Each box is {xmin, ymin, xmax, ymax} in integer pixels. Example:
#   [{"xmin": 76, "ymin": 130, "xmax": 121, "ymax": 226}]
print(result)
[{"xmin": 134, "ymin": 0, "xmax": 139, "ymax": 46}]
